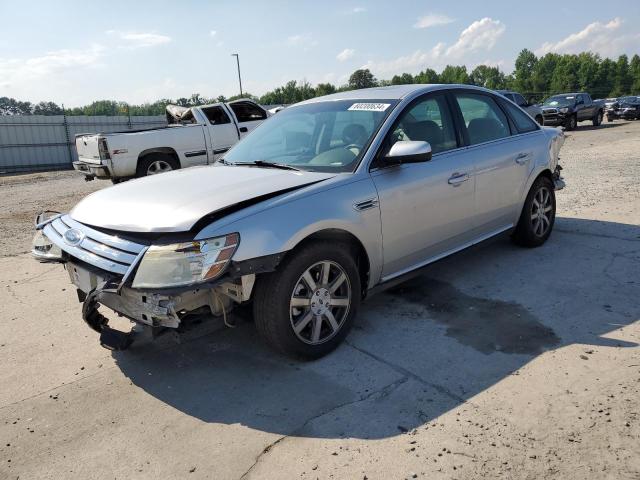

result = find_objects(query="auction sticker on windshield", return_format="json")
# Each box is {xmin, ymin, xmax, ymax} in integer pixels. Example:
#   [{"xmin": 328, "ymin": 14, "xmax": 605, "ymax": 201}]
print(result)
[{"xmin": 348, "ymin": 103, "xmax": 391, "ymax": 112}]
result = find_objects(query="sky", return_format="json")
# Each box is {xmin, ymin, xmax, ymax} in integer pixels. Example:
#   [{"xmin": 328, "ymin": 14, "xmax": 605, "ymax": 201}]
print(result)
[{"xmin": 1, "ymin": 0, "xmax": 639, "ymax": 106}]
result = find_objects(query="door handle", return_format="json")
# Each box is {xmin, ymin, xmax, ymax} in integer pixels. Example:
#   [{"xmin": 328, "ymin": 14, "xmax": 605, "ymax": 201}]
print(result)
[
  {"xmin": 448, "ymin": 172, "xmax": 469, "ymax": 186},
  {"xmin": 239, "ymin": 126, "xmax": 248, "ymax": 133},
  {"xmin": 515, "ymin": 152, "xmax": 529, "ymax": 165}
]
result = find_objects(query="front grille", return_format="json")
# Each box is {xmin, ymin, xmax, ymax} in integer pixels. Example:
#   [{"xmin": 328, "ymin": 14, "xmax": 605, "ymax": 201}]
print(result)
[{"xmin": 43, "ymin": 214, "xmax": 146, "ymax": 275}]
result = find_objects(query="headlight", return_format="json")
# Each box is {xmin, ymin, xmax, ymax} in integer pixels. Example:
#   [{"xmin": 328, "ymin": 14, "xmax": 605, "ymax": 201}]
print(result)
[
  {"xmin": 31, "ymin": 230, "xmax": 62, "ymax": 261},
  {"xmin": 559, "ymin": 107, "xmax": 569, "ymax": 113},
  {"xmin": 132, "ymin": 233, "xmax": 239, "ymax": 289}
]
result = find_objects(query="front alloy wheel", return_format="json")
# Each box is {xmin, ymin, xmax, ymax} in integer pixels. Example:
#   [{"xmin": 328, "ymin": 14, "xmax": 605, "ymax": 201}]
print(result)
[
  {"xmin": 253, "ymin": 241, "xmax": 361, "ymax": 358},
  {"xmin": 290, "ymin": 261, "xmax": 351, "ymax": 345}
]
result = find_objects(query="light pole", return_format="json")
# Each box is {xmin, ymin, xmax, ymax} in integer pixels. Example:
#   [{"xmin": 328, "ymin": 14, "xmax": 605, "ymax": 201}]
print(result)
[{"xmin": 231, "ymin": 53, "xmax": 243, "ymax": 97}]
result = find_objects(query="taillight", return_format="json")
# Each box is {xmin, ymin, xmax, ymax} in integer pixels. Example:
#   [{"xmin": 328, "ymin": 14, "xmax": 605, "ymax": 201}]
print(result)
[{"xmin": 98, "ymin": 138, "xmax": 111, "ymax": 160}]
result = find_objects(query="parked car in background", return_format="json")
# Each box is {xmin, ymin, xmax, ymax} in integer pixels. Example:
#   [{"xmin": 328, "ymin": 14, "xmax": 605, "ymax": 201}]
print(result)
[
  {"xmin": 603, "ymin": 97, "xmax": 618, "ymax": 111},
  {"xmin": 541, "ymin": 92, "xmax": 604, "ymax": 130},
  {"xmin": 606, "ymin": 96, "xmax": 640, "ymax": 121},
  {"xmin": 497, "ymin": 90, "xmax": 544, "ymax": 125},
  {"xmin": 33, "ymin": 84, "xmax": 565, "ymax": 358},
  {"xmin": 73, "ymin": 99, "xmax": 270, "ymax": 182}
]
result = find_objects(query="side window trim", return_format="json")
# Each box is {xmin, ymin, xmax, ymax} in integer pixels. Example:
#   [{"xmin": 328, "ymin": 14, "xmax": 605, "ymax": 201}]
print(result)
[
  {"xmin": 496, "ymin": 97, "xmax": 540, "ymax": 135},
  {"xmin": 202, "ymin": 105, "xmax": 231, "ymax": 126},
  {"xmin": 369, "ymin": 91, "xmax": 460, "ymax": 171},
  {"xmin": 449, "ymin": 88, "xmax": 515, "ymax": 147}
]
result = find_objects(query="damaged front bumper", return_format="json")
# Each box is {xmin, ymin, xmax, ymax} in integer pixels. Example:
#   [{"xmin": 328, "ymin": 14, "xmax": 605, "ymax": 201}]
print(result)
[
  {"xmin": 32, "ymin": 212, "xmax": 266, "ymax": 349},
  {"xmin": 553, "ymin": 165, "xmax": 565, "ymax": 191}
]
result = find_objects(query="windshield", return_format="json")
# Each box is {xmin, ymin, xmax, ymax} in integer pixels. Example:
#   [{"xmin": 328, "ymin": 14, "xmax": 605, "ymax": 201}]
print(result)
[
  {"xmin": 223, "ymin": 99, "xmax": 398, "ymax": 172},
  {"xmin": 619, "ymin": 96, "xmax": 639, "ymax": 105},
  {"xmin": 544, "ymin": 96, "xmax": 576, "ymax": 107}
]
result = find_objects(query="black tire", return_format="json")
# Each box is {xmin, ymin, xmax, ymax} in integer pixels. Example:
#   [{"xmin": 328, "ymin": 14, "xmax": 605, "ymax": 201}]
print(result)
[
  {"xmin": 512, "ymin": 176, "xmax": 556, "ymax": 248},
  {"xmin": 535, "ymin": 115, "xmax": 544, "ymax": 126},
  {"xmin": 592, "ymin": 110, "xmax": 603, "ymax": 127},
  {"xmin": 136, "ymin": 153, "xmax": 179, "ymax": 178},
  {"xmin": 253, "ymin": 241, "xmax": 361, "ymax": 359},
  {"xmin": 565, "ymin": 114, "xmax": 577, "ymax": 131}
]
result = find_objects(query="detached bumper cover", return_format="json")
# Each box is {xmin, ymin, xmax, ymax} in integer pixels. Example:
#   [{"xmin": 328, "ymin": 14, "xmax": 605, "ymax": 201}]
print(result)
[{"xmin": 553, "ymin": 166, "xmax": 565, "ymax": 191}]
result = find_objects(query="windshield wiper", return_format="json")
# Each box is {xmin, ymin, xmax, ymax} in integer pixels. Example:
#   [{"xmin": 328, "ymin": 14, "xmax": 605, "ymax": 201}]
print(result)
[{"xmin": 232, "ymin": 160, "xmax": 301, "ymax": 171}]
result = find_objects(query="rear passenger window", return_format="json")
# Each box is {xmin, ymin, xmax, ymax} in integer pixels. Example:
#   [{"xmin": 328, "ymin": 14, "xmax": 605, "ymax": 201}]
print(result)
[
  {"xmin": 202, "ymin": 106, "xmax": 231, "ymax": 125},
  {"xmin": 500, "ymin": 100, "xmax": 539, "ymax": 133},
  {"xmin": 390, "ymin": 95, "xmax": 457, "ymax": 154},
  {"xmin": 513, "ymin": 94, "xmax": 527, "ymax": 107},
  {"xmin": 455, "ymin": 93, "xmax": 510, "ymax": 145},
  {"xmin": 230, "ymin": 102, "xmax": 268, "ymax": 122}
]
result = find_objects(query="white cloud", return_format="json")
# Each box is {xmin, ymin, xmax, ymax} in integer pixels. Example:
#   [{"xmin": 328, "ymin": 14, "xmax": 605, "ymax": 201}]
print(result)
[
  {"xmin": 0, "ymin": 44, "xmax": 106, "ymax": 102},
  {"xmin": 0, "ymin": 44, "xmax": 105, "ymax": 84},
  {"xmin": 413, "ymin": 14, "xmax": 455, "ymax": 29},
  {"xmin": 107, "ymin": 30, "xmax": 171, "ymax": 48},
  {"xmin": 286, "ymin": 34, "xmax": 318, "ymax": 49},
  {"xmin": 209, "ymin": 30, "xmax": 217, "ymax": 37},
  {"xmin": 352, "ymin": 7, "xmax": 366, "ymax": 13},
  {"xmin": 361, "ymin": 17, "xmax": 505, "ymax": 76},
  {"xmin": 445, "ymin": 17, "xmax": 505, "ymax": 59},
  {"xmin": 337, "ymin": 48, "xmax": 355, "ymax": 62},
  {"xmin": 360, "ymin": 44, "xmax": 445, "ymax": 75},
  {"xmin": 535, "ymin": 18, "xmax": 639, "ymax": 57}
]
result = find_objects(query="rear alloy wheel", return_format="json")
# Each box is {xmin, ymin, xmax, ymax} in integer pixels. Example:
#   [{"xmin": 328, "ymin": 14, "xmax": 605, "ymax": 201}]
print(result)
[
  {"xmin": 566, "ymin": 115, "xmax": 577, "ymax": 131},
  {"xmin": 512, "ymin": 176, "xmax": 556, "ymax": 248},
  {"xmin": 136, "ymin": 153, "xmax": 179, "ymax": 178},
  {"xmin": 253, "ymin": 241, "xmax": 360, "ymax": 359},
  {"xmin": 593, "ymin": 110, "xmax": 603, "ymax": 127}
]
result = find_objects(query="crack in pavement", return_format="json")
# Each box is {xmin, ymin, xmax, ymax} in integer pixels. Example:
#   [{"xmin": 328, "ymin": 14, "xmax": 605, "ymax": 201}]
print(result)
[
  {"xmin": 345, "ymin": 340, "xmax": 469, "ymax": 404},
  {"xmin": 239, "ymin": 375, "xmax": 410, "ymax": 480}
]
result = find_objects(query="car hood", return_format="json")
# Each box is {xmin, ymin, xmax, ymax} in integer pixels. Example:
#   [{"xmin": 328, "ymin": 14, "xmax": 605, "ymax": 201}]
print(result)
[{"xmin": 71, "ymin": 165, "xmax": 335, "ymax": 233}]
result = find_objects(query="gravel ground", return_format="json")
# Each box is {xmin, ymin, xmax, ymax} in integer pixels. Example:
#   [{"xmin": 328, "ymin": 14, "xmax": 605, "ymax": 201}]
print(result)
[{"xmin": 0, "ymin": 121, "xmax": 639, "ymax": 479}]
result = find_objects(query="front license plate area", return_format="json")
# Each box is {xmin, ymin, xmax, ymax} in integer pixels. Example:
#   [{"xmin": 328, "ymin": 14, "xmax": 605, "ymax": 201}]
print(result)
[{"xmin": 67, "ymin": 262, "xmax": 103, "ymax": 293}]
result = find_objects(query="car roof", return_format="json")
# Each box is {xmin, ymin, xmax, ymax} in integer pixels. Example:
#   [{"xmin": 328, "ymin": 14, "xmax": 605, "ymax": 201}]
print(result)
[{"xmin": 297, "ymin": 84, "xmax": 494, "ymax": 105}]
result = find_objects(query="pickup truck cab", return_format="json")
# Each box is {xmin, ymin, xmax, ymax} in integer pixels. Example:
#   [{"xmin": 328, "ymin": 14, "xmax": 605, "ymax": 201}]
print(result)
[
  {"xmin": 541, "ymin": 93, "xmax": 604, "ymax": 130},
  {"xmin": 73, "ymin": 99, "xmax": 269, "ymax": 182}
]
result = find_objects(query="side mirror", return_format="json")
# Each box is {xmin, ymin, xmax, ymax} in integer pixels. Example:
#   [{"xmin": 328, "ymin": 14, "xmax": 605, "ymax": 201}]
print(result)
[{"xmin": 385, "ymin": 140, "xmax": 432, "ymax": 164}]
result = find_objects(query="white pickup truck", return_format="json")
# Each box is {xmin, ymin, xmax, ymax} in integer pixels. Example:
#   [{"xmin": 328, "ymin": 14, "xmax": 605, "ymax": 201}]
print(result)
[{"xmin": 73, "ymin": 99, "xmax": 270, "ymax": 182}]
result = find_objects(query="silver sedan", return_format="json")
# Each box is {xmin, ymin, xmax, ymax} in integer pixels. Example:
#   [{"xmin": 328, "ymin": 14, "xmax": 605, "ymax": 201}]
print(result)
[{"xmin": 33, "ymin": 84, "xmax": 565, "ymax": 358}]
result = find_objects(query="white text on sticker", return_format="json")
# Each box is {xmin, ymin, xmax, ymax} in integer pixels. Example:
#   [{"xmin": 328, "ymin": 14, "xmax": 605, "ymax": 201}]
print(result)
[{"xmin": 348, "ymin": 103, "xmax": 390, "ymax": 112}]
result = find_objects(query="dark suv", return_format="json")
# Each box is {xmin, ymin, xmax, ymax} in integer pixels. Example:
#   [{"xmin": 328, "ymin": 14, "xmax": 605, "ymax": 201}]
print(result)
[
  {"xmin": 606, "ymin": 96, "xmax": 640, "ymax": 121},
  {"xmin": 541, "ymin": 93, "xmax": 604, "ymax": 130}
]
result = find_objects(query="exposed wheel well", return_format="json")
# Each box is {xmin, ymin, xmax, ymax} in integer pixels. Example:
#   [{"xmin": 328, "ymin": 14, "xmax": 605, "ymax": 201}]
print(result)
[
  {"xmin": 138, "ymin": 148, "xmax": 181, "ymax": 168},
  {"xmin": 537, "ymin": 169, "xmax": 553, "ymax": 183},
  {"xmin": 288, "ymin": 229, "xmax": 371, "ymax": 298}
]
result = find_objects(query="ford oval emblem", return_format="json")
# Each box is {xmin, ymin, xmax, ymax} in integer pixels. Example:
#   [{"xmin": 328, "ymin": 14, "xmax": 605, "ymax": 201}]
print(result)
[{"xmin": 63, "ymin": 229, "xmax": 84, "ymax": 246}]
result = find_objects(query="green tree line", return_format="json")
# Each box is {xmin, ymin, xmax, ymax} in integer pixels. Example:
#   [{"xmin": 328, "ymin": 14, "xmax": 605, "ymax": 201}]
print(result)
[{"xmin": 2, "ymin": 50, "xmax": 639, "ymax": 116}]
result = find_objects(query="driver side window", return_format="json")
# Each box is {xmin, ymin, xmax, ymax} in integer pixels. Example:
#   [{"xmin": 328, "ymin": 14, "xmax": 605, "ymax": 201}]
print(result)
[{"xmin": 390, "ymin": 95, "xmax": 457, "ymax": 154}]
